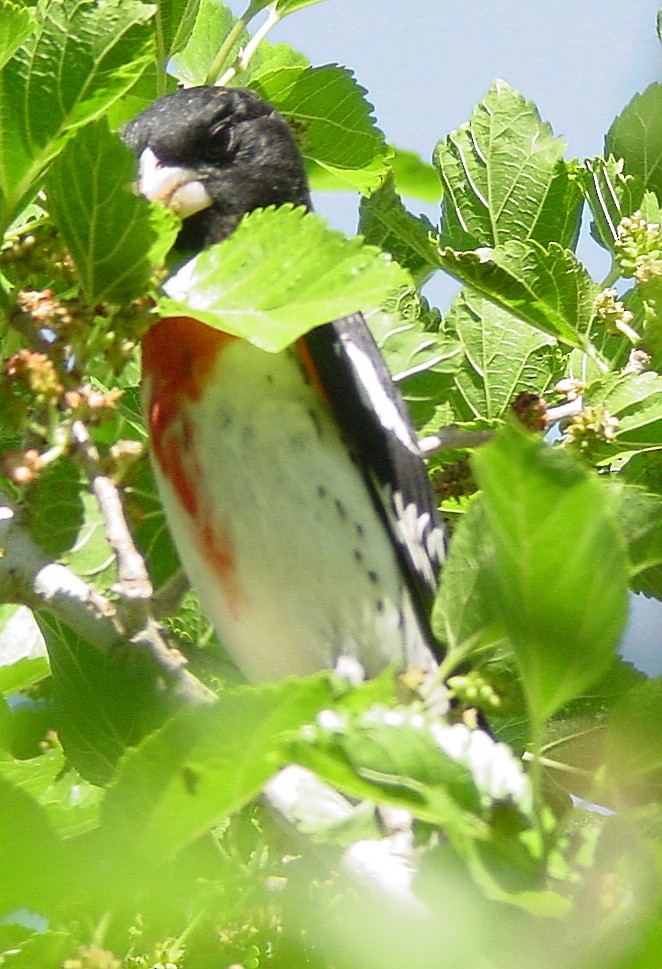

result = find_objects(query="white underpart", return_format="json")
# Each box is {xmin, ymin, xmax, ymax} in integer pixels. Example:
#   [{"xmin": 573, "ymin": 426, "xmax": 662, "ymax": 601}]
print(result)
[
  {"xmin": 145, "ymin": 342, "xmax": 437, "ymax": 683},
  {"xmin": 137, "ymin": 147, "xmax": 213, "ymax": 217}
]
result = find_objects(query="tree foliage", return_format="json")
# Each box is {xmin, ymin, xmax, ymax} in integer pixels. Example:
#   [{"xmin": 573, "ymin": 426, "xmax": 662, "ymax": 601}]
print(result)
[{"xmin": 1, "ymin": 1, "xmax": 662, "ymax": 967}]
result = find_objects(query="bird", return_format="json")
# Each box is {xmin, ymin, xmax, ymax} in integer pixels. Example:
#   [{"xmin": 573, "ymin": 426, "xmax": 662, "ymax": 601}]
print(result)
[{"xmin": 123, "ymin": 85, "xmax": 446, "ymax": 684}]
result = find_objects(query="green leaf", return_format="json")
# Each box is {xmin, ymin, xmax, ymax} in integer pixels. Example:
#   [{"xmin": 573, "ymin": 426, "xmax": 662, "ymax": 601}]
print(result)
[
  {"xmin": 0, "ymin": 775, "xmax": 64, "ymax": 916},
  {"xmin": 391, "ymin": 146, "xmax": 442, "ymax": 204},
  {"xmin": 29, "ymin": 456, "xmax": 84, "ymax": 559},
  {"xmin": 433, "ymin": 500, "xmax": 505, "ymax": 662},
  {"xmin": 46, "ymin": 119, "xmax": 179, "ymax": 304},
  {"xmin": 621, "ymin": 447, "xmax": 662, "ymax": 493},
  {"xmin": 155, "ymin": 0, "xmax": 201, "ymax": 60},
  {"xmin": 0, "ymin": 931, "xmax": 75, "ymax": 969},
  {"xmin": 609, "ymin": 907, "xmax": 662, "ymax": 969},
  {"xmin": 606, "ymin": 677, "xmax": 662, "ymax": 802},
  {"xmin": 160, "ymin": 205, "xmax": 409, "ymax": 352},
  {"xmin": 606, "ymin": 83, "xmax": 662, "ymax": 202},
  {"xmin": 583, "ymin": 156, "xmax": 646, "ymax": 251},
  {"xmin": 0, "ymin": 605, "xmax": 48, "ymax": 696},
  {"xmin": 584, "ymin": 371, "xmax": 662, "ymax": 461},
  {"xmin": 37, "ymin": 614, "xmax": 172, "ymax": 785},
  {"xmin": 0, "ymin": 0, "xmax": 35, "ymax": 70},
  {"xmin": 310, "ymin": 145, "xmax": 441, "ymax": 204},
  {"xmin": 530, "ymin": 657, "xmax": 644, "ymax": 805},
  {"xmin": 565, "ymin": 302, "xmax": 631, "ymax": 386},
  {"xmin": 434, "ymin": 79, "xmax": 583, "ymax": 251},
  {"xmin": 437, "ymin": 240, "xmax": 596, "ymax": 350},
  {"xmin": 473, "ymin": 423, "xmax": 629, "ymax": 725},
  {"xmin": 123, "ymin": 454, "xmax": 182, "ymax": 590},
  {"xmin": 443, "ymin": 289, "xmax": 561, "ymax": 421},
  {"xmin": 366, "ymin": 294, "xmax": 462, "ymax": 383},
  {"xmin": 106, "ymin": 59, "xmax": 167, "ymax": 132},
  {"xmin": 273, "ymin": 0, "xmax": 327, "ymax": 14},
  {"xmin": 0, "ymin": 0, "xmax": 154, "ymax": 233},
  {"xmin": 170, "ymin": 0, "xmax": 244, "ymax": 86},
  {"xmin": 59, "ymin": 482, "xmax": 117, "ymax": 590},
  {"xmin": 0, "ymin": 747, "xmax": 103, "ymax": 839},
  {"xmin": 101, "ymin": 675, "xmax": 335, "ymax": 860},
  {"xmin": 612, "ymin": 481, "xmax": 662, "ymax": 599},
  {"xmin": 252, "ymin": 65, "xmax": 391, "ymax": 193},
  {"xmin": 288, "ymin": 705, "xmax": 532, "ymax": 828},
  {"xmin": 358, "ymin": 176, "xmax": 439, "ymax": 285},
  {"xmin": 237, "ymin": 38, "xmax": 309, "ymax": 85}
]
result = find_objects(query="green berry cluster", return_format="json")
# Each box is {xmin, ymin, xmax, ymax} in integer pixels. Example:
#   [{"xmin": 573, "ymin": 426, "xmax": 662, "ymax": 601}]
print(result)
[
  {"xmin": 432, "ymin": 457, "xmax": 477, "ymax": 503},
  {"xmin": 594, "ymin": 287, "xmax": 639, "ymax": 342},
  {"xmin": 615, "ymin": 212, "xmax": 662, "ymax": 284},
  {"xmin": 447, "ymin": 671, "xmax": 501, "ymax": 712},
  {"xmin": 564, "ymin": 405, "xmax": 619, "ymax": 457}
]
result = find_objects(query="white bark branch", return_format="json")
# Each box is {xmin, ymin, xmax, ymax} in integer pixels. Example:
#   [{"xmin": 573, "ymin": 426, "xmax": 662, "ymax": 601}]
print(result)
[
  {"xmin": 0, "ymin": 489, "xmax": 213, "ymax": 703},
  {"xmin": 0, "ymin": 496, "xmax": 120, "ymax": 650},
  {"xmin": 71, "ymin": 419, "xmax": 153, "ymax": 609}
]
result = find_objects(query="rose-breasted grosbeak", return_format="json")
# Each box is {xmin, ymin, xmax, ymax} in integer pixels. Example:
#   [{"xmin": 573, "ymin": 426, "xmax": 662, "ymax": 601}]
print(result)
[{"xmin": 123, "ymin": 86, "xmax": 445, "ymax": 683}]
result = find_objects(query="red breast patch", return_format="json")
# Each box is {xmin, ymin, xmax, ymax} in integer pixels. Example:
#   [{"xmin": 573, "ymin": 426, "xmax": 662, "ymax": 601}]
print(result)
[{"xmin": 142, "ymin": 316, "xmax": 235, "ymax": 518}]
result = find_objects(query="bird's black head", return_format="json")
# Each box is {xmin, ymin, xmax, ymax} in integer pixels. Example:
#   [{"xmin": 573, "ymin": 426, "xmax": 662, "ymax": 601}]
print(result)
[{"xmin": 122, "ymin": 86, "xmax": 312, "ymax": 253}]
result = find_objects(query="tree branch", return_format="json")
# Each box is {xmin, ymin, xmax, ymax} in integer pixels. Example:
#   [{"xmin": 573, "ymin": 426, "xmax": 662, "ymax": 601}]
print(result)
[
  {"xmin": 419, "ymin": 425, "xmax": 494, "ymax": 455},
  {"xmin": 0, "ymin": 488, "xmax": 214, "ymax": 704},
  {"xmin": 0, "ymin": 491, "xmax": 120, "ymax": 650},
  {"xmin": 71, "ymin": 419, "xmax": 153, "ymax": 613}
]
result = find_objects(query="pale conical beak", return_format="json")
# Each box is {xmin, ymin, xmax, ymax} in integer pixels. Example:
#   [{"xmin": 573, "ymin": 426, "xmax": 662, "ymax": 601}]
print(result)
[{"xmin": 137, "ymin": 147, "xmax": 213, "ymax": 218}]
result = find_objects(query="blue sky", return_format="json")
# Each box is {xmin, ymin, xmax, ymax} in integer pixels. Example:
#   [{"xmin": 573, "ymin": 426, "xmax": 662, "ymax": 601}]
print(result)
[
  {"xmin": 226, "ymin": 0, "xmax": 662, "ymax": 672},
  {"xmin": 263, "ymin": 0, "xmax": 660, "ymax": 204}
]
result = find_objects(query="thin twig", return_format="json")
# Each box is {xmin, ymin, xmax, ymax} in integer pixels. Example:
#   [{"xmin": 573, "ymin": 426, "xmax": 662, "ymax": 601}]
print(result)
[
  {"xmin": 545, "ymin": 398, "xmax": 584, "ymax": 425},
  {"xmin": 71, "ymin": 419, "xmax": 153, "ymax": 613},
  {"xmin": 418, "ymin": 425, "xmax": 494, "ymax": 455},
  {"xmin": 131, "ymin": 620, "xmax": 216, "ymax": 704},
  {"xmin": 152, "ymin": 569, "xmax": 191, "ymax": 620}
]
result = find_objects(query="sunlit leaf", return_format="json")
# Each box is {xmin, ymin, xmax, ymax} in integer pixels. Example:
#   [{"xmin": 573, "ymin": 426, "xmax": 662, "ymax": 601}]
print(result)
[
  {"xmin": 435, "ymin": 79, "xmax": 583, "ymax": 251},
  {"xmin": 101, "ymin": 675, "xmax": 335, "ymax": 859},
  {"xmin": 433, "ymin": 500, "xmax": 504, "ymax": 662},
  {"xmin": 0, "ymin": 0, "xmax": 154, "ymax": 232},
  {"xmin": 584, "ymin": 371, "xmax": 662, "ymax": 461},
  {"xmin": 437, "ymin": 241, "xmax": 596, "ymax": 349},
  {"xmin": 170, "ymin": 0, "xmax": 244, "ymax": 85},
  {"xmin": 46, "ymin": 120, "xmax": 179, "ymax": 304},
  {"xmin": 443, "ymin": 289, "xmax": 561, "ymax": 420},
  {"xmin": 0, "ymin": 0, "xmax": 35, "ymax": 70},
  {"xmin": 391, "ymin": 146, "xmax": 442, "ymax": 203},
  {"xmin": 606, "ymin": 82, "xmax": 662, "ymax": 202},
  {"xmin": 0, "ymin": 776, "xmax": 63, "ymax": 915},
  {"xmin": 359, "ymin": 176, "xmax": 439, "ymax": 285},
  {"xmin": 583, "ymin": 156, "xmax": 645, "ymax": 251},
  {"xmin": 253, "ymin": 65, "xmax": 391, "ymax": 193},
  {"xmin": 156, "ymin": 0, "xmax": 201, "ymax": 60},
  {"xmin": 473, "ymin": 423, "xmax": 629, "ymax": 725},
  {"xmin": 160, "ymin": 205, "xmax": 408, "ymax": 352}
]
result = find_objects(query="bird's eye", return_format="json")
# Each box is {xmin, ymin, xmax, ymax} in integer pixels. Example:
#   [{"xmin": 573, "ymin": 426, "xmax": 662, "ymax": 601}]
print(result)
[{"xmin": 203, "ymin": 121, "xmax": 234, "ymax": 161}]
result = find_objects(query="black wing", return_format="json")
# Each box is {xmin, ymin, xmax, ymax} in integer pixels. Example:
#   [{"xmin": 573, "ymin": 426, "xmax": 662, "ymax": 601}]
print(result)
[{"xmin": 302, "ymin": 313, "xmax": 446, "ymax": 654}]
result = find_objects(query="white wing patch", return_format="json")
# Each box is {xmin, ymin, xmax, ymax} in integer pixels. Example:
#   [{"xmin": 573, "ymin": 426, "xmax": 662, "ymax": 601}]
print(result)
[
  {"xmin": 341, "ymin": 336, "xmax": 420, "ymax": 454},
  {"xmin": 391, "ymin": 491, "xmax": 433, "ymax": 585},
  {"xmin": 390, "ymin": 490, "xmax": 446, "ymax": 589}
]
